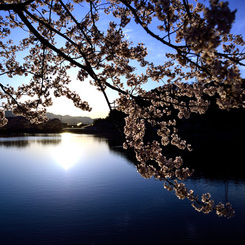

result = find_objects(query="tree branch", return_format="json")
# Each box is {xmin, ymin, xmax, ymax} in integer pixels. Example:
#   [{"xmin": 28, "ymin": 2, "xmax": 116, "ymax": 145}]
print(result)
[
  {"xmin": 119, "ymin": 0, "xmax": 212, "ymax": 76},
  {"xmin": 0, "ymin": 83, "xmax": 21, "ymax": 108},
  {"xmin": 0, "ymin": 0, "xmax": 35, "ymax": 11},
  {"xmin": 58, "ymin": 0, "xmax": 94, "ymax": 50},
  {"xmin": 22, "ymin": 7, "xmax": 129, "ymax": 97},
  {"xmin": 16, "ymin": 9, "xmax": 88, "ymax": 71},
  {"xmin": 215, "ymin": 52, "xmax": 245, "ymax": 66}
]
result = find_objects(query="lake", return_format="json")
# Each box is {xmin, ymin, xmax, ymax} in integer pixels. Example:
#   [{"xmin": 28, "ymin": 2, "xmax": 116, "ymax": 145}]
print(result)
[{"xmin": 0, "ymin": 133, "xmax": 245, "ymax": 244}]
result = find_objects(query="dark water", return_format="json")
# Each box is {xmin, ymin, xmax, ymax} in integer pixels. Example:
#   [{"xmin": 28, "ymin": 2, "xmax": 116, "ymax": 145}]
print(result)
[{"xmin": 0, "ymin": 133, "xmax": 244, "ymax": 245}]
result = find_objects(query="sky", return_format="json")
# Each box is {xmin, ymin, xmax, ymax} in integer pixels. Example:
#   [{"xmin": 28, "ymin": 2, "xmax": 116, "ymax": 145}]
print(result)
[
  {"xmin": 48, "ymin": 0, "xmax": 245, "ymax": 118},
  {"xmin": 1, "ymin": 0, "xmax": 245, "ymax": 119},
  {"xmin": 46, "ymin": 1, "xmax": 167, "ymax": 119}
]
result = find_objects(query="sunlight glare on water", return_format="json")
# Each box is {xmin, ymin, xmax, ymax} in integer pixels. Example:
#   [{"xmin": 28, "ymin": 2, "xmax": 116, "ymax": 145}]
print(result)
[{"xmin": 50, "ymin": 133, "xmax": 84, "ymax": 170}]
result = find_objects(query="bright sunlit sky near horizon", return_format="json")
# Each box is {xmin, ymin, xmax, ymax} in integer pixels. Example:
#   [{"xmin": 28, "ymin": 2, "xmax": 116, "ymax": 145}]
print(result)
[{"xmin": 1, "ymin": 0, "xmax": 245, "ymax": 119}]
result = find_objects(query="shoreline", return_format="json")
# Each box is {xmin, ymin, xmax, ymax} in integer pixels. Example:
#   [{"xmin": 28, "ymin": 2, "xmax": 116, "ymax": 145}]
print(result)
[{"xmin": 62, "ymin": 125, "xmax": 123, "ymax": 139}]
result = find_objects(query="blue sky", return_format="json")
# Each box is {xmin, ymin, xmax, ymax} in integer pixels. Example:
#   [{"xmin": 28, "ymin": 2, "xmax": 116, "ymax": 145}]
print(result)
[
  {"xmin": 48, "ymin": 0, "xmax": 245, "ymax": 118},
  {"xmin": 1, "ymin": 0, "xmax": 245, "ymax": 119}
]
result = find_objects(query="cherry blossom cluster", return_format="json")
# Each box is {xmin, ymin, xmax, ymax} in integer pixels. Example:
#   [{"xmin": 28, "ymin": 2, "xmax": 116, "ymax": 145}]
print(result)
[
  {"xmin": 0, "ymin": 109, "xmax": 8, "ymax": 126},
  {"xmin": 137, "ymin": 163, "xmax": 235, "ymax": 218}
]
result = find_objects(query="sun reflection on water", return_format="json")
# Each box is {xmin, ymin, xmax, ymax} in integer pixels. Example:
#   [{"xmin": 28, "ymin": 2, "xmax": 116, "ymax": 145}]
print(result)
[{"xmin": 51, "ymin": 133, "xmax": 83, "ymax": 170}]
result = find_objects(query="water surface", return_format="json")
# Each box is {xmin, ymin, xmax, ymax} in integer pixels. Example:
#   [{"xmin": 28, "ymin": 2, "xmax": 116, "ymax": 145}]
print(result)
[{"xmin": 0, "ymin": 133, "xmax": 244, "ymax": 244}]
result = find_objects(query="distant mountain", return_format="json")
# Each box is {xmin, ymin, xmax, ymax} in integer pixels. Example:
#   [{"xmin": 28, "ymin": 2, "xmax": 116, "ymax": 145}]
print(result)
[
  {"xmin": 5, "ymin": 111, "xmax": 94, "ymax": 125},
  {"xmin": 46, "ymin": 112, "xmax": 94, "ymax": 125}
]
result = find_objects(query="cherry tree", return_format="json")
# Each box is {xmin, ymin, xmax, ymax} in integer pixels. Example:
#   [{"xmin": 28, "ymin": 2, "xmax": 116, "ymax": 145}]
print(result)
[{"xmin": 0, "ymin": 0, "xmax": 244, "ymax": 218}]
